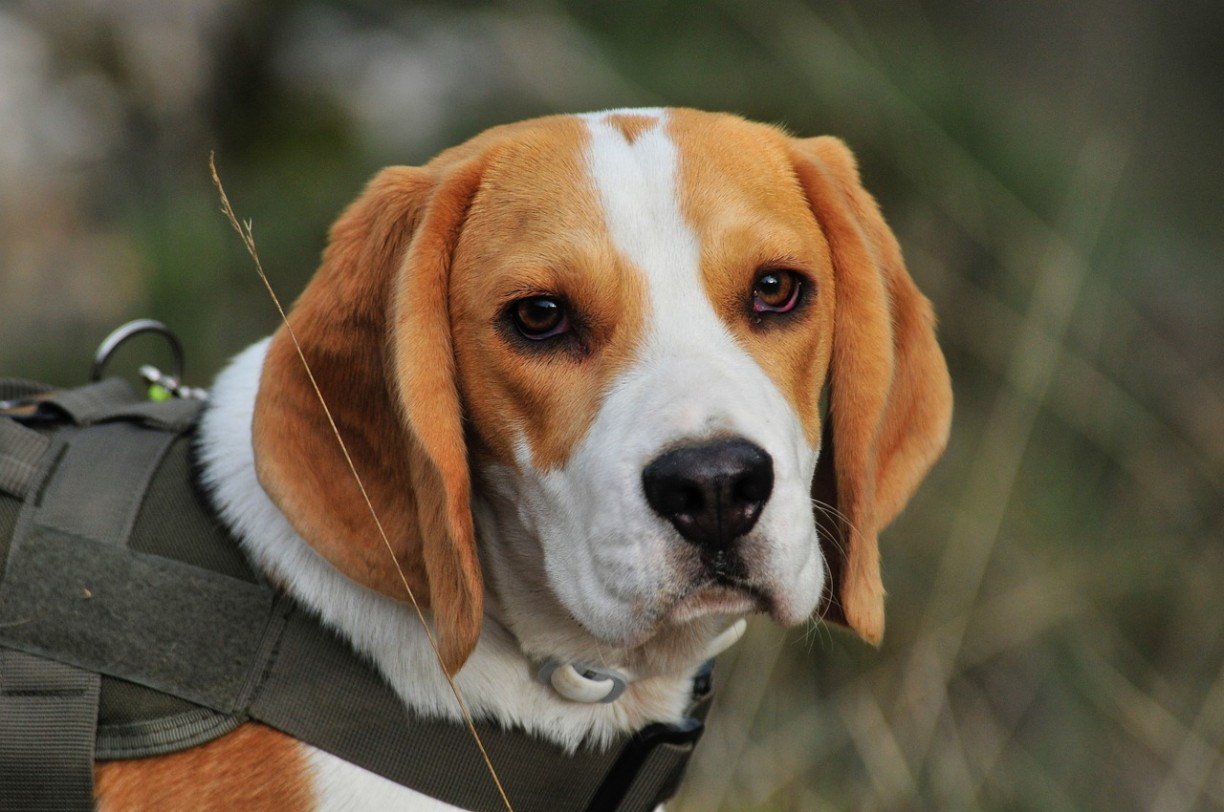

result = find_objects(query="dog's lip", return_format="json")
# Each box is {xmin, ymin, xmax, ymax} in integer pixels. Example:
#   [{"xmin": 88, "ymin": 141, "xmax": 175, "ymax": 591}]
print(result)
[{"xmin": 665, "ymin": 580, "xmax": 767, "ymax": 624}]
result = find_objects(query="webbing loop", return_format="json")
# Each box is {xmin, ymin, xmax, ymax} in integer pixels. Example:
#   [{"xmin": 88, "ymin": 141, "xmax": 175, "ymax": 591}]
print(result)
[
  {"xmin": 0, "ymin": 650, "xmax": 100, "ymax": 811},
  {"xmin": 0, "ymin": 421, "xmax": 49, "ymax": 499}
]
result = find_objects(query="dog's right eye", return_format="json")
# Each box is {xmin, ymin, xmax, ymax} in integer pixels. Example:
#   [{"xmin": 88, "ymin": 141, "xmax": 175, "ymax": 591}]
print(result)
[{"xmin": 511, "ymin": 296, "xmax": 570, "ymax": 340}]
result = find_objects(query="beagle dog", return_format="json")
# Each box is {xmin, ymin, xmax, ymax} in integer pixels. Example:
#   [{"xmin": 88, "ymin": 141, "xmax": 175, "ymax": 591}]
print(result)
[{"xmin": 94, "ymin": 108, "xmax": 951, "ymax": 809}]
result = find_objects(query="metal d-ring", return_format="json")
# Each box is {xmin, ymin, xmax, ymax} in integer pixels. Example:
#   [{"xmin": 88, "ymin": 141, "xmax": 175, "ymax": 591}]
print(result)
[{"xmin": 91, "ymin": 319, "xmax": 185, "ymax": 383}]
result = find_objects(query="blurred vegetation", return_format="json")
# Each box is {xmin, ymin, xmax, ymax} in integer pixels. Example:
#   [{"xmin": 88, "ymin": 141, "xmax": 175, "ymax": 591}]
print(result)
[{"xmin": 1, "ymin": 1, "xmax": 1221, "ymax": 809}]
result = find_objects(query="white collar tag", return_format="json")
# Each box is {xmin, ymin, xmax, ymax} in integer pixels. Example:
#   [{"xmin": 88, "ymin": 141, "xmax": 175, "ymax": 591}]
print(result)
[
  {"xmin": 535, "ymin": 618, "xmax": 748, "ymax": 704},
  {"xmin": 537, "ymin": 661, "xmax": 631, "ymax": 704}
]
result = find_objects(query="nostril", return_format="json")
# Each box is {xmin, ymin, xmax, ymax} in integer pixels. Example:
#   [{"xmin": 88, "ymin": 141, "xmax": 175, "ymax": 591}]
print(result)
[
  {"xmin": 733, "ymin": 472, "xmax": 770, "ymax": 505},
  {"xmin": 665, "ymin": 483, "xmax": 703, "ymax": 518}
]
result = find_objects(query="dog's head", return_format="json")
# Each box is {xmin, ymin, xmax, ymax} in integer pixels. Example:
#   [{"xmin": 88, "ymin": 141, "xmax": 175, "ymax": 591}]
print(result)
[{"xmin": 252, "ymin": 109, "xmax": 951, "ymax": 674}]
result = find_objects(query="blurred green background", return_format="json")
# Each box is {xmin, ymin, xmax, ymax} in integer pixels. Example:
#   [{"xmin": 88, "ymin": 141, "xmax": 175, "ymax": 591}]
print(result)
[{"xmin": 1, "ymin": 1, "xmax": 1221, "ymax": 809}]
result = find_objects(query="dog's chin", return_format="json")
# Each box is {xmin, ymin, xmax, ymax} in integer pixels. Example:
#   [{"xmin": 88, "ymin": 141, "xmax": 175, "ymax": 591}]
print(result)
[
  {"xmin": 562, "ymin": 555, "xmax": 809, "ymax": 651},
  {"xmin": 664, "ymin": 582, "xmax": 765, "ymax": 625},
  {"xmin": 575, "ymin": 584, "xmax": 763, "ymax": 651},
  {"xmin": 661, "ymin": 567, "xmax": 824, "ymax": 631}
]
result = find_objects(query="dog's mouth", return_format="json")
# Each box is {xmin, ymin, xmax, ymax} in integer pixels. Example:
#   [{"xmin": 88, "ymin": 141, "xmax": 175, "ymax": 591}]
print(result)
[
  {"xmin": 655, "ymin": 544, "xmax": 778, "ymax": 625},
  {"xmin": 665, "ymin": 577, "xmax": 769, "ymax": 625}
]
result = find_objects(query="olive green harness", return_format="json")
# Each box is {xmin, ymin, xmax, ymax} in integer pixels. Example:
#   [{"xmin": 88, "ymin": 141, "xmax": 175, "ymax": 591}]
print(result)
[{"xmin": 0, "ymin": 377, "xmax": 709, "ymax": 811}]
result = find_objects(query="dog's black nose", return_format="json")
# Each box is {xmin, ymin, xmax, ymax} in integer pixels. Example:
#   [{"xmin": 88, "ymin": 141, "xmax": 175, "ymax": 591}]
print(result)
[{"xmin": 642, "ymin": 438, "xmax": 774, "ymax": 550}]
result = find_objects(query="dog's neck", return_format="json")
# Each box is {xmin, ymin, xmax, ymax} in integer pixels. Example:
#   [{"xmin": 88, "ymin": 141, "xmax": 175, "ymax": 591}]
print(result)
[{"xmin": 196, "ymin": 339, "xmax": 711, "ymax": 751}]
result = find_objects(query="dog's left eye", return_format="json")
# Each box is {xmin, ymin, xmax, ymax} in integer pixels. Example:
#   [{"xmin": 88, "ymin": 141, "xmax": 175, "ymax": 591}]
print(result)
[
  {"xmin": 511, "ymin": 296, "xmax": 570, "ymax": 340},
  {"xmin": 752, "ymin": 270, "xmax": 802, "ymax": 314}
]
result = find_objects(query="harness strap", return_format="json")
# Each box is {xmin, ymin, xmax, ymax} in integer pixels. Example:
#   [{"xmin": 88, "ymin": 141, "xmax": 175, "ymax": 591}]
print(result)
[
  {"xmin": 0, "ymin": 650, "xmax": 100, "ymax": 811},
  {"xmin": 93, "ymin": 398, "xmax": 203, "ymax": 432},
  {"xmin": 22, "ymin": 378, "xmax": 202, "ymax": 433},
  {"xmin": 0, "ymin": 379, "xmax": 52, "ymax": 407},
  {"xmin": 38, "ymin": 422, "xmax": 175, "ymax": 543},
  {"xmin": 0, "ymin": 393, "xmax": 204, "ymax": 810},
  {"xmin": 0, "ymin": 398, "xmax": 280, "ymax": 717},
  {"xmin": 0, "ymin": 421, "xmax": 48, "ymax": 499},
  {"xmin": 585, "ymin": 693, "xmax": 710, "ymax": 812},
  {"xmin": 247, "ymin": 606, "xmax": 707, "ymax": 812},
  {"xmin": 39, "ymin": 379, "xmax": 140, "ymax": 425}
]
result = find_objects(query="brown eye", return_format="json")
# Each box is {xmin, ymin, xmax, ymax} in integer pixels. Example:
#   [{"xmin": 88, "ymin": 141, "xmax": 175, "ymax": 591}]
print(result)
[
  {"xmin": 511, "ymin": 296, "xmax": 569, "ymax": 339},
  {"xmin": 752, "ymin": 270, "xmax": 802, "ymax": 314}
]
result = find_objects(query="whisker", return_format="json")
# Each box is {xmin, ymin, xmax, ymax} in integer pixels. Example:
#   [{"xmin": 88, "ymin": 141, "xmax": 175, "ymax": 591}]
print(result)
[{"xmin": 811, "ymin": 497, "xmax": 861, "ymax": 542}]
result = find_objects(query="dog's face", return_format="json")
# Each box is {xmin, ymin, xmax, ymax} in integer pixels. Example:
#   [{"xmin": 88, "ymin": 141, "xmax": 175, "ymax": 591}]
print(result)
[
  {"xmin": 252, "ymin": 109, "xmax": 952, "ymax": 672},
  {"xmin": 451, "ymin": 112, "xmax": 833, "ymax": 648}
]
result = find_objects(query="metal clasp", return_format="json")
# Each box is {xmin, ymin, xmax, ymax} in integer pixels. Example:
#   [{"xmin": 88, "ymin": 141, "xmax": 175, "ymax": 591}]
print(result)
[{"xmin": 91, "ymin": 319, "xmax": 207, "ymax": 400}]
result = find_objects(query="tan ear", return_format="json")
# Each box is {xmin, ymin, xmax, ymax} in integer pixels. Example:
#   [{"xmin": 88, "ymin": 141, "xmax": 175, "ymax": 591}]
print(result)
[
  {"xmin": 791, "ymin": 136, "xmax": 953, "ymax": 645},
  {"xmin": 253, "ymin": 158, "xmax": 487, "ymax": 673}
]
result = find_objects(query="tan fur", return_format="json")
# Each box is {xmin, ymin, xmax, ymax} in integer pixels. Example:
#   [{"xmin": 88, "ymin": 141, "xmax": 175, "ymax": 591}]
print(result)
[
  {"xmin": 790, "ymin": 135, "xmax": 953, "ymax": 644},
  {"xmin": 95, "ymin": 724, "xmax": 311, "ymax": 811},
  {"xmin": 451, "ymin": 119, "xmax": 649, "ymax": 473},
  {"xmin": 253, "ymin": 154, "xmax": 491, "ymax": 672},
  {"xmin": 605, "ymin": 113, "xmax": 658, "ymax": 144}
]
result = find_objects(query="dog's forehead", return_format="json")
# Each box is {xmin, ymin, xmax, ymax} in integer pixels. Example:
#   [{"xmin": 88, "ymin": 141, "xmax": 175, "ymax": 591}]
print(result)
[
  {"xmin": 467, "ymin": 109, "xmax": 809, "ymax": 245},
  {"xmin": 468, "ymin": 116, "xmax": 600, "ymax": 242},
  {"xmin": 666, "ymin": 109, "xmax": 817, "ymax": 235}
]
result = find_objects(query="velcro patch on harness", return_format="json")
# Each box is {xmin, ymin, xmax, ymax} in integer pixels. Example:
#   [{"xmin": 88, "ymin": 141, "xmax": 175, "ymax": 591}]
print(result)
[{"xmin": 0, "ymin": 523, "xmax": 282, "ymax": 713}]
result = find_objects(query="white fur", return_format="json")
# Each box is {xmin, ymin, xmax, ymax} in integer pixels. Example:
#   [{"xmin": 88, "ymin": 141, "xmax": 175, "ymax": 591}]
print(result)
[{"xmin": 304, "ymin": 747, "xmax": 451, "ymax": 811}]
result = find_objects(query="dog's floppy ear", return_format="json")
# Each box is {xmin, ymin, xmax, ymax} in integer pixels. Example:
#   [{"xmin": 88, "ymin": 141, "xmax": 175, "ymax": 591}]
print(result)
[
  {"xmin": 790, "ymin": 136, "xmax": 952, "ymax": 645},
  {"xmin": 253, "ymin": 157, "xmax": 487, "ymax": 673}
]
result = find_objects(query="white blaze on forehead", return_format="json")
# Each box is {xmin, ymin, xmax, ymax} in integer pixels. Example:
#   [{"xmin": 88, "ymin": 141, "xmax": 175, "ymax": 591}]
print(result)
[
  {"xmin": 580, "ymin": 109, "xmax": 702, "ymax": 323},
  {"xmin": 580, "ymin": 109, "xmax": 730, "ymax": 356},
  {"xmin": 579, "ymin": 109, "xmax": 798, "ymax": 445}
]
